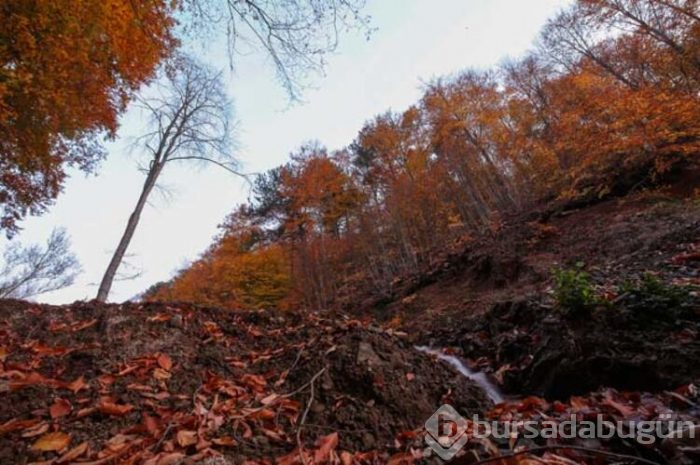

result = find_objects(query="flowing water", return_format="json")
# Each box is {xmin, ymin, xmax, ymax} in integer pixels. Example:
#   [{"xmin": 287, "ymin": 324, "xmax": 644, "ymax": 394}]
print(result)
[{"xmin": 416, "ymin": 346, "xmax": 504, "ymax": 404}]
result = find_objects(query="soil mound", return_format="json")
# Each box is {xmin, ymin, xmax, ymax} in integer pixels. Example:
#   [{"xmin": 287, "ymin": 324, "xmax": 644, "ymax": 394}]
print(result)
[{"xmin": 0, "ymin": 300, "xmax": 489, "ymax": 464}]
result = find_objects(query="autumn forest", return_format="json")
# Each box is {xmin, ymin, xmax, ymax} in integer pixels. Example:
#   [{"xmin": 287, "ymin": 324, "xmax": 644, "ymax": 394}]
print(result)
[{"xmin": 146, "ymin": 1, "xmax": 700, "ymax": 312}]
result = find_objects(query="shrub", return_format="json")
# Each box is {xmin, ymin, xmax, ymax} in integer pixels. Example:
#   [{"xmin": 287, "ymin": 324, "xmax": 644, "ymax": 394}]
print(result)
[{"xmin": 552, "ymin": 264, "xmax": 597, "ymax": 313}]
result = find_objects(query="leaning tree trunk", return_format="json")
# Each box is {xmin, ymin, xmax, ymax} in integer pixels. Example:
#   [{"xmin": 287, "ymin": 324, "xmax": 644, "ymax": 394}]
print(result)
[{"xmin": 96, "ymin": 165, "xmax": 161, "ymax": 302}]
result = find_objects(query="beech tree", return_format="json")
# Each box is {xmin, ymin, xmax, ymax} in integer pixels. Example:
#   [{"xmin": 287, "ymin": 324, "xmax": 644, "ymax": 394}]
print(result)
[
  {"xmin": 185, "ymin": 0, "xmax": 371, "ymax": 100},
  {"xmin": 0, "ymin": 228, "xmax": 80, "ymax": 299},
  {"xmin": 96, "ymin": 58, "xmax": 234, "ymax": 302}
]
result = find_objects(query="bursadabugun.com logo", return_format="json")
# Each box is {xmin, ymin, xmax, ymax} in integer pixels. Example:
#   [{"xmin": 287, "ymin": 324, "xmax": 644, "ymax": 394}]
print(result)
[
  {"xmin": 425, "ymin": 404, "xmax": 697, "ymax": 460},
  {"xmin": 424, "ymin": 405, "xmax": 470, "ymax": 460}
]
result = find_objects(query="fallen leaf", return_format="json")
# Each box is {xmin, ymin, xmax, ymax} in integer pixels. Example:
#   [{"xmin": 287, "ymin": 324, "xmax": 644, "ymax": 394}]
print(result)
[
  {"xmin": 387, "ymin": 452, "xmax": 414, "ymax": 465},
  {"xmin": 21, "ymin": 422, "xmax": 49, "ymax": 438},
  {"xmin": 50, "ymin": 398, "xmax": 72, "ymax": 419},
  {"xmin": 57, "ymin": 441, "xmax": 88, "ymax": 463},
  {"xmin": 0, "ymin": 418, "xmax": 41, "ymax": 434},
  {"xmin": 153, "ymin": 368, "xmax": 171, "ymax": 380},
  {"xmin": 340, "ymin": 451, "xmax": 353, "ymax": 465},
  {"xmin": 212, "ymin": 436, "xmax": 237, "ymax": 447},
  {"xmin": 405, "ymin": 373, "xmax": 415, "ymax": 381},
  {"xmin": 143, "ymin": 413, "xmax": 160, "ymax": 437},
  {"xmin": 65, "ymin": 376, "xmax": 88, "ymax": 394},
  {"xmin": 176, "ymin": 430, "xmax": 197, "ymax": 447},
  {"xmin": 157, "ymin": 452, "xmax": 185, "ymax": 465},
  {"xmin": 313, "ymin": 432, "xmax": 338, "ymax": 464},
  {"xmin": 157, "ymin": 353, "xmax": 173, "ymax": 371},
  {"xmin": 260, "ymin": 393, "xmax": 279, "ymax": 405},
  {"xmin": 98, "ymin": 400, "xmax": 134, "ymax": 416},
  {"xmin": 31, "ymin": 432, "xmax": 71, "ymax": 452}
]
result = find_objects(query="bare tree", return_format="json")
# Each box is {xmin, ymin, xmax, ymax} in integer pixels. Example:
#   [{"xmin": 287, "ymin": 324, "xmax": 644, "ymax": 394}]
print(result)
[
  {"xmin": 96, "ymin": 57, "xmax": 235, "ymax": 302},
  {"xmin": 0, "ymin": 228, "xmax": 81, "ymax": 299},
  {"xmin": 184, "ymin": 0, "xmax": 372, "ymax": 100}
]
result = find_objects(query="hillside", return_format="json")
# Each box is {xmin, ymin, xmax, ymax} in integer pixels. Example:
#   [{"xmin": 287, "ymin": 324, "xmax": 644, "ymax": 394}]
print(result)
[
  {"xmin": 2, "ymin": 2, "xmax": 700, "ymax": 463},
  {"xmin": 2, "ymin": 173, "xmax": 700, "ymax": 465}
]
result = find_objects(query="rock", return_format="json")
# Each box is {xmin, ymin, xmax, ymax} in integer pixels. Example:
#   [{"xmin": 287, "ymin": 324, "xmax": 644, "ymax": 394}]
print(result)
[
  {"xmin": 357, "ymin": 341, "xmax": 382, "ymax": 367},
  {"xmin": 254, "ymin": 435, "xmax": 270, "ymax": 448},
  {"xmin": 361, "ymin": 432, "xmax": 375, "ymax": 449},
  {"xmin": 311, "ymin": 402, "xmax": 325, "ymax": 413},
  {"xmin": 321, "ymin": 371, "xmax": 334, "ymax": 390}
]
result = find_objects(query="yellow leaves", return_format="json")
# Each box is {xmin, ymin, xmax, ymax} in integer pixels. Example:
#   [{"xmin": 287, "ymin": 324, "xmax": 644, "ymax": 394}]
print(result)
[{"xmin": 31, "ymin": 431, "xmax": 70, "ymax": 452}]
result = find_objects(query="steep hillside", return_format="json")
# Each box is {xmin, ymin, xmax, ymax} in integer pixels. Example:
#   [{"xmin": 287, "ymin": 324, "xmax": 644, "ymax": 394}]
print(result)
[{"xmin": 2, "ymin": 175, "xmax": 700, "ymax": 464}]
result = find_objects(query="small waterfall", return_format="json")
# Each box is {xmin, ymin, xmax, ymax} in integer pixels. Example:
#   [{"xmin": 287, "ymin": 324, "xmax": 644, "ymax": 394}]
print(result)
[{"xmin": 416, "ymin": 346, "xmax": 504, "ymax": 404}]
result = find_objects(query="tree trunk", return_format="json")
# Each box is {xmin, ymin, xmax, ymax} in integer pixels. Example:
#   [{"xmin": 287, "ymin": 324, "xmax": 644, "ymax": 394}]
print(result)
[{"xmin": 96, "ymin": 166, "xmax": 161, "ymax": 302}]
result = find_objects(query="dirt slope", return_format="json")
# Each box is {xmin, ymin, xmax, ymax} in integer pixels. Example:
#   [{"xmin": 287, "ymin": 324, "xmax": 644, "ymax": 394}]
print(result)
[{"xmin": 0, "ymin": 300, "xmax": 488, "ymax": 464}]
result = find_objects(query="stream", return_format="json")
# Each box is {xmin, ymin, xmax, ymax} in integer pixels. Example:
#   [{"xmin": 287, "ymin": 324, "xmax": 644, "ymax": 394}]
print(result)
[{"xmin": 416, "ymin": 346, "xmax": 504, "ymax": 404}]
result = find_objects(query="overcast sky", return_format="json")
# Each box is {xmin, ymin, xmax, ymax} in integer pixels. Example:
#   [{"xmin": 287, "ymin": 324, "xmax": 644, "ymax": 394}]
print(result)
[{"xmin": 7, "ymin": 0, "xmax": 570, "ymax": 304}]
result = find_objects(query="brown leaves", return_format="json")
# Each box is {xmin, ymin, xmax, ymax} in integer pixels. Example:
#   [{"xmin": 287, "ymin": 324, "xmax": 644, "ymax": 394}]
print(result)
[{"xmin": 31, "ymin": 432, "xmax": 70, "ymax": 452}]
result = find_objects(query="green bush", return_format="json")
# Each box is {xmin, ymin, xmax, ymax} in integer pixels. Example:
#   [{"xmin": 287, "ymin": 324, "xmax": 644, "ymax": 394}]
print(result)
[
  {"xmin": 621, "ymin": 273, "xmax": 691, "ymax": 308},
  {"xmin": 552, "ymin": 264, "xmax": 597, "ymax": 313}
]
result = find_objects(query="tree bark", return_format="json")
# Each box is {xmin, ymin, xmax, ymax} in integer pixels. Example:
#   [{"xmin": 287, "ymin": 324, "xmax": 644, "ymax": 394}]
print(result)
[{"xmin": 96, "ymin": 165, "xmax": 161, "ymax": 302}]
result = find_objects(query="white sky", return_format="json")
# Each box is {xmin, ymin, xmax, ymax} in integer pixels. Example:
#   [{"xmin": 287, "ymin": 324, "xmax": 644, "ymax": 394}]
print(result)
[{"xmin": 7, "ymin": 0, "xmax": 570, "ymax": 304}]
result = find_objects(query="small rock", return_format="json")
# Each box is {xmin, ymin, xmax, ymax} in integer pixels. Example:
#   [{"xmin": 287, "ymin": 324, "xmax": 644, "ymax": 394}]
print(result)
[
  {"xmin": 254, "ymin": 435, "xmax": 270, "ymax": 448},
  {"xmin": 357, "ymin": 341, "xmax": 381, "ymax": 366},
  {"xmin": 361, "ymin": 432, "xmax": 375, "ymax": 449},
  {"xmin": 311, "ymin": 402, "xmax": 325, "ymax": 414},
  {"xmin": 321, "ymin": 371, "xmax": 334, "ymax": 391}
]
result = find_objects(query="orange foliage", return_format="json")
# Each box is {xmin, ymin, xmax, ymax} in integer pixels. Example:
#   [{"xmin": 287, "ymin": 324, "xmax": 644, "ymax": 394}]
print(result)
[
  {"xmin": 0, "ymin": 0, "xmax": 178, "ymax": 233},
  {"xmin": 150, "ymin": 0, "xmax": 700, "ymax": 310},
  {"xmin": 148, "ymin": 230, "xmax": 293, "ymax": 310}
]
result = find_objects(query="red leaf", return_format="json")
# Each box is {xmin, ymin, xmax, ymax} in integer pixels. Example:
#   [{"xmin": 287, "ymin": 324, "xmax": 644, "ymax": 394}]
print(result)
[
  {"xmin": 50, "ymin": 398, "xmax": 72, "ymax": 419},
  {"xmin": 313, "ymin": 432, "xmax": 338, "ymax": 464},
  {"xmin": 143, "ymin": 413, "xmax": 161, "ymax": 437},
  {"xmin": 65, "ymin": 376, "xmax": 88, "ymax": 394},
  {"xmin": 157, "ymin": 353, "xmax": 173, "ymax": 371},
  {"xmin": 98, "ymin": 400, "xmax": 134, "ymax": 416},
  {"xmin": 57, "ymin": 441, "xmax": 88, "ymax": 463},
  {"xmin": 212, "ymin": 436, "xmax": 238, "ymax": 447}
]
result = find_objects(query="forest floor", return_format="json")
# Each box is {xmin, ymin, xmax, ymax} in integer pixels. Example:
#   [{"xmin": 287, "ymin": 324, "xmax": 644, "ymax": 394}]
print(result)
[{"xmin": 2, "ymin": 173, "xmax": 700, "ymax": 465}]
